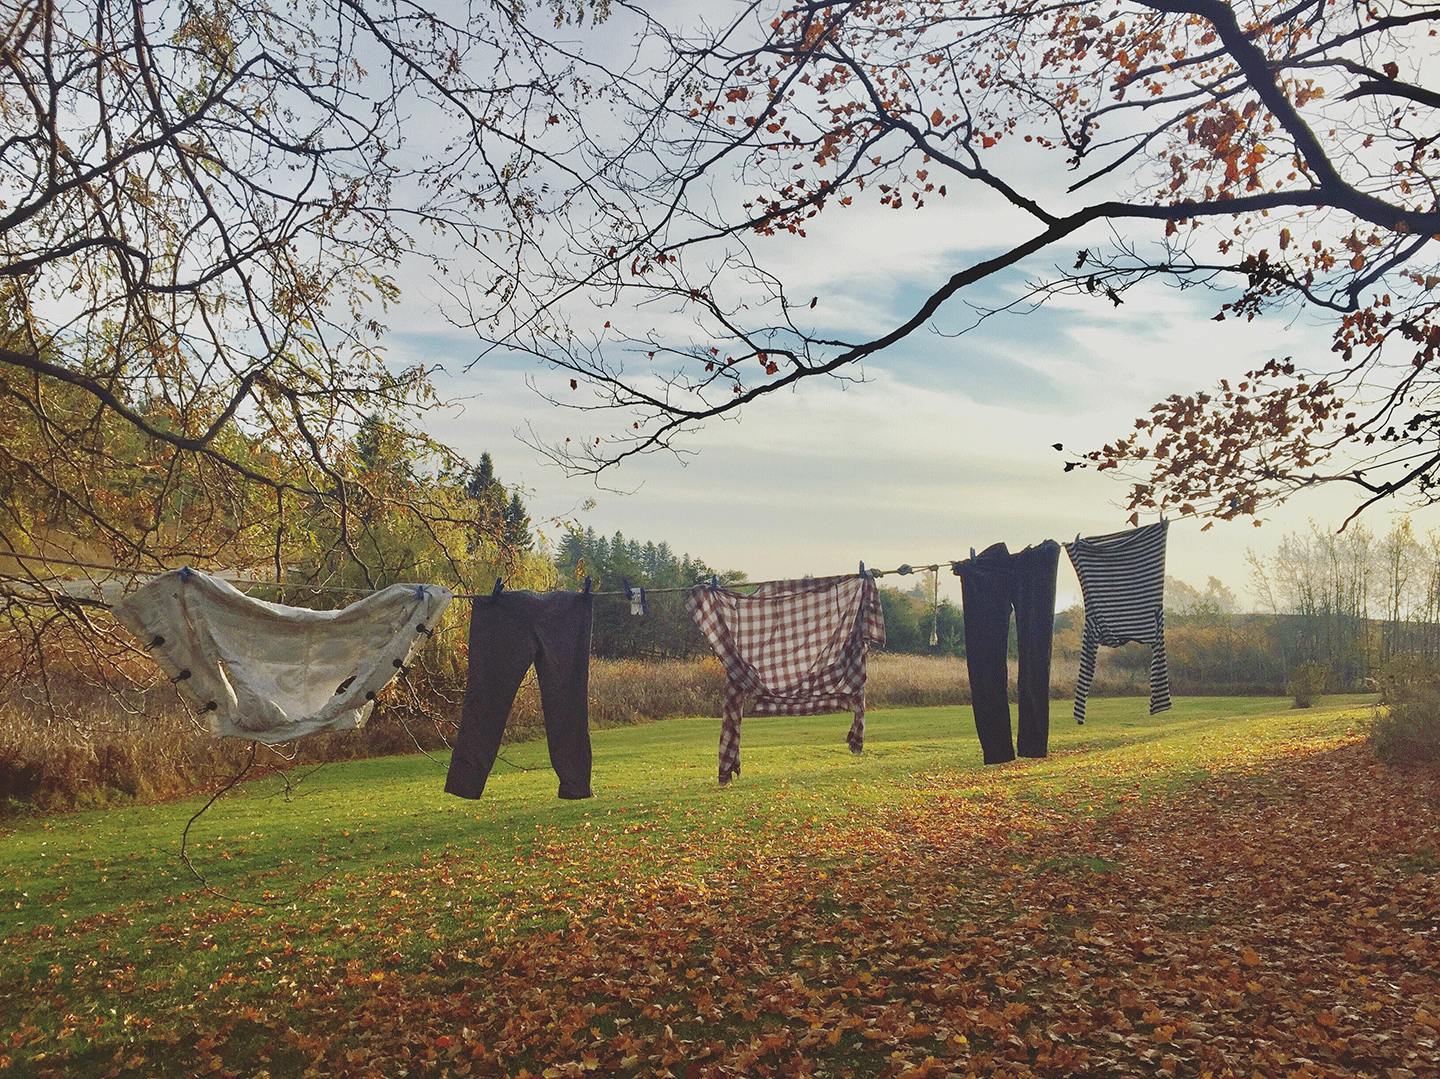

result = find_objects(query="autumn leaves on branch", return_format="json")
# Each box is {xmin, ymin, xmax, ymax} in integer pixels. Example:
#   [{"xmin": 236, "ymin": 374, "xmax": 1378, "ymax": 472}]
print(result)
[
  {"xmin": 3, "ymin": 0, "xmax": 1437, "ymax": 608},
  {"xmin": 473, "ymin": 0, "xmax": 1436, "ymax": 526}
]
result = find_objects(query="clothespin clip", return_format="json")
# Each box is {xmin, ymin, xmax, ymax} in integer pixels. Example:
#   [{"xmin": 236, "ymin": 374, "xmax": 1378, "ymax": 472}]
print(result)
[
  {"xmin": 969, "ymin": 547, "xmax": 977, "ymax": 560},
  {"xmin": 623, "ymin": 577, "xmax": 647, "ymax": 616},
  {"xmin": 414, "ymin": 584, "xmax": 427, "ymax": 599},
  {"xmin": 897, "ymin": 564, "xmax": 913, "ymax": 575},
  {"xmin": 708, "ymin": 574, "xmax": 719, "ymax": 593},
  {"xmin": 582, "ymin": 576, "xmax": 593, "ymax": 595},
  {"xmin": 858, "ymin": 560, "xmax": 867, "ymax": 578},
  {"xmin": 491, "ymin": 577, "xmax": 504, "ymax": 597},
  {"xmin": 179, "ymin": 565, "xmax": 194, "ymax": 582}
]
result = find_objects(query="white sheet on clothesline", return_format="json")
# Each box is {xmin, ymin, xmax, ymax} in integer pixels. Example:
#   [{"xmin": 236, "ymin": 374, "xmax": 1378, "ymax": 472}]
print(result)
[{"xmin": 114, "ymin": 568, "xmax": 452, "ymax": 743}]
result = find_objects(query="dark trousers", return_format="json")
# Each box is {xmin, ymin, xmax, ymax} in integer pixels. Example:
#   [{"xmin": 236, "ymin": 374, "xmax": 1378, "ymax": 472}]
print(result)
[
  {"xmin": 445, "ymin": 591, "xmax": 593, "ymax": 800},
  {"xmin": 955, "ymin": 541, "xmax": 1059, "ymax": 764}
]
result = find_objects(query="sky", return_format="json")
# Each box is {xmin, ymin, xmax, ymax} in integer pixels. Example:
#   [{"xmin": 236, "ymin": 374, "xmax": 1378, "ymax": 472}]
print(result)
[
  {"xmin": 373, "ymin": 3, "xmax": 1437, "ymax": 611},
  {"xmin": 396, "ymin": 259, "xmax": 1432, "ymax": 611}
]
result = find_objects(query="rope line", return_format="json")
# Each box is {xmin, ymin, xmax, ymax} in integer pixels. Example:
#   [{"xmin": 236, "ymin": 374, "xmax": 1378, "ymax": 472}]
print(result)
[
  {"xmin": 12, "ymin": 550, "xmax": 976, "ymax": 912},
  {"xmin": 1, "ymin": 548, "xmax": 964, "ymax": 601}
]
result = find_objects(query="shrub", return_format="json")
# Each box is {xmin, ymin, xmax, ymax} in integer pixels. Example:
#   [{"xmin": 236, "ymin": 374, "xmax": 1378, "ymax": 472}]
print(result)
[
  {"xmin": 1372, "ymin": 657, "xmax": 1440, "ymax": 765},
  {"xmin": 1287, "ymin": 661, "xmax": 1329, "ymax": 708}
]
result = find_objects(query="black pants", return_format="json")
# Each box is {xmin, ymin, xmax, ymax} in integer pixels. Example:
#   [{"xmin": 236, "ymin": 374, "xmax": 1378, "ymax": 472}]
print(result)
[
  {"xmin": 954, "ymin": 541, "xmax": 1059, "ymax": 764},
  {"xmin": 445, "ymin": 591, "xmax": 593, "ymax": 800}
]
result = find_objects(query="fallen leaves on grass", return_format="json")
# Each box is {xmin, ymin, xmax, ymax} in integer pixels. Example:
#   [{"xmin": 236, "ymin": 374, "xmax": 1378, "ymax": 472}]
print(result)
[{"xmin": 9, "ymin": 735, "xmax": 1440, "ymax": 1077}]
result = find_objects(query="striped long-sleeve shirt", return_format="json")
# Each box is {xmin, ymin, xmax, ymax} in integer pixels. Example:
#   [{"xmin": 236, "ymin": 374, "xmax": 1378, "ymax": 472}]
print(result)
[{"xmin": 1064, "ymin": 522, "xmax": 1171, "ymax": 724}]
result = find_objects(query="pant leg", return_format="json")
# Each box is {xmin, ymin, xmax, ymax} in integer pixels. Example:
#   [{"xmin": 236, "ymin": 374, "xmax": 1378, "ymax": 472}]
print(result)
[
  {"xmin": 957, "ymin": 545, "xmax": 1016, "ymax": 764},
  {"xmin": 534, "ymin": 593, "xmax": 595, "ymax": 799},
  {"xmin": 1012, "ymin": 541, "xmax": 1059, "ymax": 759},
  {"xmin": 445, "ymin": 598, "xmax": 537, "ymax": 799}
]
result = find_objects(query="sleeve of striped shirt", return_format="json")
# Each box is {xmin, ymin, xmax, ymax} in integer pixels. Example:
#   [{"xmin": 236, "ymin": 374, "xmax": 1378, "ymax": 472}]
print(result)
[
  {"xmin": 1149, "ymin": 609, "xmax": 1172, "ymax": 716},
  {"xmin": 1074, "ymin": 618, "xmax": 1098, "ymax": 725}
]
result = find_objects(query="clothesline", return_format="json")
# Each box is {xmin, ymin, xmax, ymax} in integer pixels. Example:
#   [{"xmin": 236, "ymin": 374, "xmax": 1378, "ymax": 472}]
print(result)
[
  {"xmin": 88, "ymin": 522, "xmax": 1174, "ymax": 904},
  {"xmin": 1, "ymin": 550, "xmax": 965, "ymax": 601},
  {"xmin": 1, "ymin": 552, "xmax": 401, "ymax": 595}
]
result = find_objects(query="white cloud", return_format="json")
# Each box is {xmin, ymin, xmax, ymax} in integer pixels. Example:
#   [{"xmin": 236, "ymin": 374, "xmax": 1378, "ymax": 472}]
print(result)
[
  {"xmin": 402, "ymin": 317, "xmax": 1440, "ymax": 613},
  {"xmin": 364, "ymin": 5, "xmax": 1440, "ymax": 612}
]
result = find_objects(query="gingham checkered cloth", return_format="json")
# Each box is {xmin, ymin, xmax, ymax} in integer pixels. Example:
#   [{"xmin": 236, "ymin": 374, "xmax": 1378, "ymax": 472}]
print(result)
[{"xmin": 687, "ymin": 574, "xmax": 885, "ymax": 783}]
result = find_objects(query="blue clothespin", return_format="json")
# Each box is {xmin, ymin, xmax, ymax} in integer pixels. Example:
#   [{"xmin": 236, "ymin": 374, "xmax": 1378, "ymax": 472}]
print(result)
[
  {"xmin": 858, "ymin": 560, "xmax": 867, "ymax": 578},
  {"xmin": 897, "ymin": 564, "xmax": 913, "ymax": 575},
  {"xmin": 708, "ymin": 574, "xmax": 719, "ymax": 593},
  {"xmin": 491, "ymin": 577, "xmax": 504, "ymax": 597},
  {"xmin": 179, "ymin": 565, "xmax": 194, "ymax": 581},
  {"xmin": 970, "ymin": 547, "xmax": 977, "ymax": 560},
  {"xmin": 414, "ymin": 584, "xmax": 427, "ymax": 599},
  {"xmin": 582, "ymin": 576, "xmax": 593, "ymax": 595}
]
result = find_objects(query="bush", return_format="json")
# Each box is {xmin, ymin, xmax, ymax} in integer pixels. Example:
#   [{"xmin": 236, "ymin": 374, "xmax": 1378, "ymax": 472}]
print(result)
[
  {"xmin": 1287, "ymin": 661, "xmax": 1329, "ymax": 708},
  {"xmin": 1372, "ymin": 657, "xmax": 1440, "ymax": 765}
]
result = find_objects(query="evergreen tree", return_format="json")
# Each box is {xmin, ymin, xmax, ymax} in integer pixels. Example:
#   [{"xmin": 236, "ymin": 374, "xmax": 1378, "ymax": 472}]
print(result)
[
  {"xmin": 503, "ymin": 492, "xmax": 533, "ymax": 550},
  {"xmin": 353, "ymin": 412, "xmax": 414, "ymax": 481},
  {"xmin": 550, "ymin": 529, "xmax": 740, "ymax": 657},
  {"xmin": 557, "ymin": 529, "xmax": 584, "ymax": 575},
  {"xmin": 465, "ymin": 452, "xmax": 496, "ymax": 501},
  {"xmin": 355, "ymin": 412, "xmax": 383, "ymax": 471}
]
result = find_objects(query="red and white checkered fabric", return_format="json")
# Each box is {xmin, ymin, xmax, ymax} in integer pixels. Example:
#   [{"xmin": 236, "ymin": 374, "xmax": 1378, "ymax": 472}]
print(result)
[{"xmin": 687, "ymin": 574, "xmax": 885, "ymax": 783}]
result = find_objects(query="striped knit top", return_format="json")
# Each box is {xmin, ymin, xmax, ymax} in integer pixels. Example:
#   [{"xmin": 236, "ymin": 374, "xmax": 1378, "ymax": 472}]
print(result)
[{"xmin": 1064, "ymin": 521, "xmax": 1171, "ymax": 723}]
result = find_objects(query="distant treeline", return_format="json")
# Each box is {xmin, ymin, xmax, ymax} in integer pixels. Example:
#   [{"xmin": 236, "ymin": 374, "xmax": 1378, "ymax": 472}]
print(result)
[
  {"xmin": 554, "ymin": 527, "xmax": 743, "ymax": 658},
  {"xmin": 570, "ymin": 518, "xmax": 1440, "ymax": 695}
]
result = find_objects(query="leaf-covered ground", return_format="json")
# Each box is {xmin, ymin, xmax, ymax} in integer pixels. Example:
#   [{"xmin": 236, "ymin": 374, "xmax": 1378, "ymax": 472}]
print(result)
[{"xmin": 2, "ymin": 695, "xmax": 1437, "ymax": 1077}]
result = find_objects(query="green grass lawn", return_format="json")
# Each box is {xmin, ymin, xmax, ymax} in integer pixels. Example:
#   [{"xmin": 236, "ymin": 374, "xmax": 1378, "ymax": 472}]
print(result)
[{"xmin": 0, "ymin": 695, "xmax": 1390, "ymax": 1074}]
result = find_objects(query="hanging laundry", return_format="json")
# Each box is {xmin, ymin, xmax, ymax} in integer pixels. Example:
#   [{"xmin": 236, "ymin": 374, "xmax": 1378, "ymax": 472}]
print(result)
[
  {"xmin": 445, "ymin": 590, "xmax": 594, "ymax": 800},
  {"xmin": 622, "ymin": 578, "xmax": 647, "ymax": 617},
  {"xmin": 113, "ymin": 568, "xmax": 452, "ymax": 743},
  {"xmin": 953, "ymin": 541, "xmax": 1059, "ymax": 764},
  {"xmin": 687, "ymin": 574, "xmax": 885, "ymax": 784},
  {"xmin": 1065, "ymin": 521, "xmax": 1171, "ymax": 723}
]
